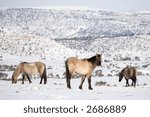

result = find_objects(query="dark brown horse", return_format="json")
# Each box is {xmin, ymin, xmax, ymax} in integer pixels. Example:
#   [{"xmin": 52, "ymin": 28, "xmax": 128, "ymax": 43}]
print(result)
[
  {"xmin": 119, "ymin": 65, "xmax": 137, "ymax": 87},
  {"xmin": 12, "ymin": 61, "xmax": 47, "ymax": 84},
  {"xmin": 65, "ymin": 54, "xmax": 102, "ymax": 90}
]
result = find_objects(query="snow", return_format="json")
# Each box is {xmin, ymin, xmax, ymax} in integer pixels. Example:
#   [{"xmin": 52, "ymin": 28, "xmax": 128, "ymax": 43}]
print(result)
[
  {"xmin": 0, "ymin": 8, "xmax": 150, "ymax": 100},
  {"xmin": 0, "ymin": 76, "xmax": 150, "ymax": 100},
  {"xmin": 1, "ymin": 8, "xmax": 150, "ymax": 39}
]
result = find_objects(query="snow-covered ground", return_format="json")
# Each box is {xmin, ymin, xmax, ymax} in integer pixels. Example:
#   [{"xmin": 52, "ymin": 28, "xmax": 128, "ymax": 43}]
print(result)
[{"xmin": 0, "ymin": 76, "xmax": 150, "ymax": 100}]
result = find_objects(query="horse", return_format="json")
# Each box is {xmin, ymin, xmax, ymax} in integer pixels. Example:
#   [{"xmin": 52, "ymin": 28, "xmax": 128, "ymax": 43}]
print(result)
[
  {"xmin": 65, "ymin": 53, "xmax": 102, "ymax": 90},
  {"xmin": 119, "ymin": 65, "xmax": 137, "ymax": 87},
  {"xmin": 12, "ymin": 61, "xmax": 47, "ymax": 84}
]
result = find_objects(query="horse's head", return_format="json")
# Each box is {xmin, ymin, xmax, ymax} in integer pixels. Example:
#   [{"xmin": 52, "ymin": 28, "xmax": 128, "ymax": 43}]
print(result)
[
  {"xmin": 12, "ymin": 74, "xmax": 18, "ymax": 84},
  {"xmin": 12, "ymin": 63, "xmax": 23, "ymax": 84},
  {"xmin": 11, "ymin": 71, "xmax": 19, "ymax": 84},
  {"xmin": 119, "ymin": 72, "xmax": 123, "ymax": 82},
  {"xmin": 96, "ymin": 53, "xmax": 102, "ymax": 66}
]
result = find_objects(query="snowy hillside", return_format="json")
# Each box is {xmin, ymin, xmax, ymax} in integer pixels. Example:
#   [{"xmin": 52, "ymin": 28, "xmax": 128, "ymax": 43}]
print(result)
[
  {"xmin": 0, "ymin": 8, "xmax": 150, "ymax": 58},
  {"xmin": 0, "ymin": 8, "xmax": 150, "ymax": 75},
  {"xmin": 0, "ymin": 8, "xmax": 150, "ymax": 38}
]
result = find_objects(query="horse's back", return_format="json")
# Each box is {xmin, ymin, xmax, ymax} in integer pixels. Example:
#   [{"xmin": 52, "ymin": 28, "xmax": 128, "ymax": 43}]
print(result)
[
  {"xmin": 66, "ymin": 57, "xmax": 92, "ymax": 75},
  {"xmin": 66, "ymin": 57, "xmax": 79, "ymax": 65},
  {"xmin": 34, "ymin": 62, "xmax": 46, "ymax": 72},
  {"xmin": 67, "ymin": 57, "xmax": 78, "ymax": 61},
  {"xmin": 124, "ymin": 66, "xmax": 136, "ymax": 78},
  {"xmin": 35, "ymin": 61, "xmax": 46, "ymax": 67},
  {"xmin": 66, "ymin": 57, "xmax": 89, "ymax": 66},
  {"xmin": 21, "ymin": 61, "xmax": 46, "ymax": 74},
  {"xmin": 130, "ymin": 67, "xmax": 137, "ymax": 76}
]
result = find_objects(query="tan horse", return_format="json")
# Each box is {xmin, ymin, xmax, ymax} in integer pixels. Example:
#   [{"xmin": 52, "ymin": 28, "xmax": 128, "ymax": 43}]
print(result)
[
  {"xmin": 12, "ymin": 61, "xmax": 47, "ymax": 84},
  {"xmin": 65, "ymin": 54, "xmax": 102, "ymax": 90},
  {"xmin": 119, "ymin": 65, "xmax": 137, "ymax": 87}
]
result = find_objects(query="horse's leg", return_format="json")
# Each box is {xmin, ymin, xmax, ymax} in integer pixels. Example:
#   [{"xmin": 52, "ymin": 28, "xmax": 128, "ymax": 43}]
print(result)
[
  {"xmin": 133, "ymin": 80, "xmax": 136, "ymax": 87},
  {"xmin": 26, "ymin": 74, "xmax": 32, "ymax": 84},
  {"xmin": 43, "ymin": 76, "xmax": 47, "ymax": 84},
  {"xmin": 65, "ymin": 61, "xmax": 72, "ymax": 89},
  {"xmin": 79, "ymin": 75, "xmax": 86, "ymax": 90},
  {"xmin": 131, "ymin": 80, "xmax": 134, "ymax": 86},
  {"xmin": 39, "ymin": 71, "xmax": 43, "ymax": 84},
  {"xmin": 40, "ymin": 76, "xmax": 43, "ymax": 84},
  {"xmin": 87, "ymin": 75, "xmax": 93, "ymax": 90},
  {"xmin": 40, "ymin": 76, "xmax": 47, "ymax": 84},
  {"xmin": 40, "ymin": 68, "xmax": 47, "ymax": 84},
  {"xmin": 43, "ymin": 77, "xmax": 47, "ymax": 84},
  {"xmin": 126, "ymin": 79, "xmax": 129, "ymax": 87},
  {"xmin": 132, "ymin": 77, "xmax": 136, "ymax": 87},
  {"xmin": 22, "ymin": 74, "xmax": 25, "ymax": 84},
  {"xmin": 40, "ymin": 74, "xmax": 46, "ymax": 84},
  {"xmin": 67, "ymin": 72, "xmax": 72, "ymax": 89}
]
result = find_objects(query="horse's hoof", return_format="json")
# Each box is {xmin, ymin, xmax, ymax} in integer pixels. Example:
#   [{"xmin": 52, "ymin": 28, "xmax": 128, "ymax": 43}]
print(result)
[
  {"xmin": 89, "ymin": 87, "xmax": 93, "ymax": 90},
  {"xmin": 67, "ymin": 87, "xmax": 71, "ymax": 89},
  {"xmin": 79, "ymin": 86, "xmax": 82, "ymax": 90}
]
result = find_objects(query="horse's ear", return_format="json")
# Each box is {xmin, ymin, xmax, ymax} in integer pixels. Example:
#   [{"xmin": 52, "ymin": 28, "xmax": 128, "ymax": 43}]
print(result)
[
  {"xmin": 96, "ymin": 53, "xmax": 102, "ymax": 57},
  {"xmin": 96, "ymin": 53, "xmax": 99, "ymax": 58}
]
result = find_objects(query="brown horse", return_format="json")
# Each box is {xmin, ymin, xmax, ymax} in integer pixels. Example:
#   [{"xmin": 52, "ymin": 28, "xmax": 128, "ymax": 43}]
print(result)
[
  {"xmin": 12, "ymin": 61, "xmax": 47, "ymax": 84},
  {"xmin": 65, "ymin": 54, "xmax": 102, "ymax": 90},
  {"xmin": 119, "ymin": 65, "xmax": 137, "ymax": 87}
]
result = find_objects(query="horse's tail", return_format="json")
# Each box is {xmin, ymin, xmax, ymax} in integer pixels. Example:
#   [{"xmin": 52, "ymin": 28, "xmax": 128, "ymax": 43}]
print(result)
[
  {"xmin": 65, "ymin": 60, "xmax": 69, "ymax": 81},
  {"xmin": 43, "ymin": 65, "xmax": 47, "ymax": 84},
  {"xmin": 65, "ymin": 59, "xmax": 71, "ymax": 88}
]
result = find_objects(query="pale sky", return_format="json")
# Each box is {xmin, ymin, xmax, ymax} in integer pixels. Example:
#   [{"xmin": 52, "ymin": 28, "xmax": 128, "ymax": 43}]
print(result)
[{"xmin": 0, "ymin": 0, "xmax": 149, "ymax": 12}]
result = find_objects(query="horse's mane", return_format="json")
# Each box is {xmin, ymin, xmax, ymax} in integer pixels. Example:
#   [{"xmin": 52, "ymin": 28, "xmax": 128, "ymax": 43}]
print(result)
[
  {"xmin": 20, "ymin": 62, "xmax": 28, "ymax": 64},
  {"xmin": 121, "ymin": 68, "xmax": 125, "ymax": 74},
  {"xmin": 121, "ymin": 65, "xmax": 131, "ymax": 74},
  {"xmin": 86, "ymin": 56, "xmax": 97, "ymax": 65}
]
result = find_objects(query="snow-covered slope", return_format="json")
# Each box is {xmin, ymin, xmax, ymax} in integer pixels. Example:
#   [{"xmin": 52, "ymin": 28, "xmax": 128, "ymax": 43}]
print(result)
[
  {"xmin": 0, "ymin": 8, "xmax": 150, "ymax": 78},
  {"xmin": 0, "ymin": 8, "xmax": 150, "ymax": 38},
  {"xmin": 0, "ymin": 8, "xmax": 150, "ymax": 59}
]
